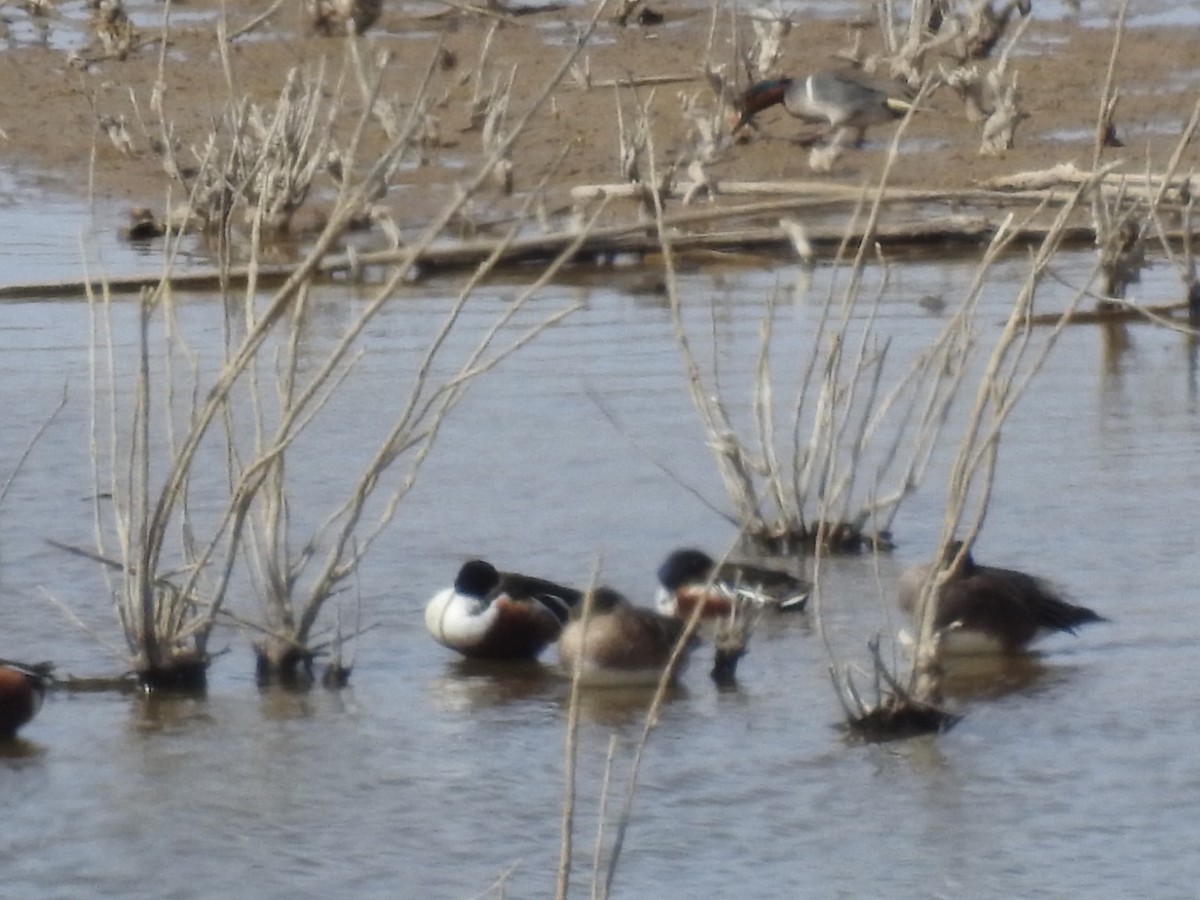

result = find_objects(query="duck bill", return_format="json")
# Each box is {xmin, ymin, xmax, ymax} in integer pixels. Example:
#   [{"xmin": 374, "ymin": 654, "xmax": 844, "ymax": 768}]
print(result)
[{"xmin": 732, "ymin": 109, "xmax": 755, "ymax": 133}]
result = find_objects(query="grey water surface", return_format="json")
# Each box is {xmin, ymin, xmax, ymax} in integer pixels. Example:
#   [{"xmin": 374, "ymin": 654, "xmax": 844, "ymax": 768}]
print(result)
[{"xmin": 1, "ymin": 187, "xmax": 1199, "ymax": 899}]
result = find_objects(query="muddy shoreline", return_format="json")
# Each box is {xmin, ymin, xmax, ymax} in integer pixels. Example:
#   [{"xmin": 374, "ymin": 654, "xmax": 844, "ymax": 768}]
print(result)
[{"xmin": 0, "ymin": 2, "xmax": 1197, "ymax": 245}]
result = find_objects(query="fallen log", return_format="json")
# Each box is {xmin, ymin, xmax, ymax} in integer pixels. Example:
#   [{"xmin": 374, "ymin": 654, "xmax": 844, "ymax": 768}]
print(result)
[
  {"xmin": 979, "ymin": 161, "xmax": 1200, "ymax": 199},
  {"xmin": 1028, "ymin": 299, "xmax": 1192, "ymax": 326},
  {"xmin": 0, "ymin": 206, "xmax": 1169, "ymax": 301}
]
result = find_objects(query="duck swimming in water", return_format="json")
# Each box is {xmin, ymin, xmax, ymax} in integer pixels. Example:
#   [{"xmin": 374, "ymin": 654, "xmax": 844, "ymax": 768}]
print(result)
[
  {"xmin": 558, "ymin": 587, "xmax": 700, "ymax": 687},
  {"xmin": 898, "ymin": 542, "xmax": 1106, "ymax": 656},
  {"xmin": 424, "ymin": 559, "xmax": 583, "ymax": 660},
  {"xmin": 655, "ymin": 547, "xmax": 809, "ymax": 619}
]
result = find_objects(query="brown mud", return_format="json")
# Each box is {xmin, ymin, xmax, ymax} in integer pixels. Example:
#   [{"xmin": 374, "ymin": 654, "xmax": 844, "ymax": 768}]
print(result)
[{"xmin": 0, "ymin": 2, "xmax": 1196, "ymax": 241}]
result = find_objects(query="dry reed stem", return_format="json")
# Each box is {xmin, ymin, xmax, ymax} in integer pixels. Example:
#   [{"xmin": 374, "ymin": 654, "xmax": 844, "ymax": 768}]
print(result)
[
  {"xmin": 805, "ymin": 96, "xmax": 1111, "ymax": 733},
  {"xmin": 558, "ymin": 129, "xmax": 765, "ymax": 892},
  {"xmin": 586, "ymin": 389, "xmax": 738, "ymax": 526},
  {"xmin": 556, "ymin": 560, "xmax": 706, "ymax": 900},
  {"xmin": 557, "ymin": 563, "xmax": 601, "ymax": 900},
  {"xmin": 257, "ymin": 237, "xmax": 583, "ymax": 653},
  {"xmin": 40, "ymin": 587, "xmax": 131, "ymax": 665},
  {"xmin": 599, "ymin": 596, "xmax": 705, "ymax": 899},
  {"xmin": 468, "ymin": 861, "xmax": 521, "ymax": 900},
  {"xmin": 225, "ymin": 0, "xmax": 288, "ymax": 42},
  {"xmin": 1123, "ymin": 97, "xmax": 1200, "ymax": 312},
  {"xmin": 587, "ymin": 735, "xmax": 619, "ymax": 900},
  {"xmin": 1090, "ymin": 0, "xmax": 1128, "ymax": 174},
  {"xmin": 902, "ymin": 43, "xmax": 1200, "ymax": 668},
  {"xmin": 0, "ymin": 386, "xmax": 66, "ymax": 507},
  {"xmin": 789, "ymin": 89, "xmax": 940, "ymax": 537},
  {"xmin": 242, "ymin": 159, "xmax": 597, "ymax": 665},
  {"xmin": 663, "ymin": 80, "xmax": 968, "ymax": 551}
]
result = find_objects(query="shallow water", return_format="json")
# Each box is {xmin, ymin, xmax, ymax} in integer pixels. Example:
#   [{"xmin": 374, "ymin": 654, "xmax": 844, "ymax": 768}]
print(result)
[
  {"xmin": 6, "ymin": 0, "xmax": 1200, "ymax": 58},
  {"xmin": 1, "ymin": 190, "xmax": 1200, "ymax": 899}
]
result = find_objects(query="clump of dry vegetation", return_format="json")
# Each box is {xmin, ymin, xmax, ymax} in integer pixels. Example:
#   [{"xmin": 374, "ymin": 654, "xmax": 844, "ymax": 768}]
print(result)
[
  {"xmin": 662, "ymin": 104, "xmax": 972, "ymax": 555},
  {"xmin": 822, "ymin": 182, "xmax": 1096, "ymax": 738},
  {"xmin": 50, "ymin": 12, "xmax": 606, "ymax": 689}
]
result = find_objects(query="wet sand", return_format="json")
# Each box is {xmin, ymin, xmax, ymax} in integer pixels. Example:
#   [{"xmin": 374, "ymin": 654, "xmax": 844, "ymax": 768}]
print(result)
[{"xmin": 0, "ymin": 2, "xmax": 1196, "ymax": 230}]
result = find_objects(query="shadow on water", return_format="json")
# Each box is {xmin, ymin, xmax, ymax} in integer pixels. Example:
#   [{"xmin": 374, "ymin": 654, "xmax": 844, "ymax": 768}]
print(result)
[
  {"xmin": 938, "ymin": 653, "xmax": 1072, "ymax": 704},
  {"xmin": 860, "ymin": 731, "xmax": 952, "ymax": 775},
  {"xmin": 564, "ymin": 684, "xmax": 691, "ymax": 730},
  {"xmin": 0, "ymin": 736, "xmax": 48, "ymax": 762},
  {"xmin": 1186, "ymin": 332, "xmax": 1200, "ymax": 402},
  {"xmin": 128, "ymin": 691, "xmax": 215, "ymax": 734},
  {"xmin": 427, "ymin": 656, "xmax": 691, "ymax": 728},
  {"xmin": 1099, "ymin": 320, "xmax": 1132, "ymax": 376},
  {"xmin": 256, "ymin": 684, "xmax": 355, "ymax": 721}
]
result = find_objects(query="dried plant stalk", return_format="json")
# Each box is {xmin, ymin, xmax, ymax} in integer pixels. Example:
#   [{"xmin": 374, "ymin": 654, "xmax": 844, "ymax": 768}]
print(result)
[
  {"xmin": 664, "ymin": 85, "xmax": 964, "ymax": 554},
  {"xmin": 235, "ymin": 19, "xmax": 608, "ymax": 682}
]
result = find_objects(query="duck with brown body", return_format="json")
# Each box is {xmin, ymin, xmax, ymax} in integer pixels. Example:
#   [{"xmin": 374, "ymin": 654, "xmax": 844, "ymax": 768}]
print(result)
[
  {"xmin": 558, "ymin": 587, "xmax": 700, "ymax": 687},
  {"xmin": 898, "ymin": 542, "xmax": 1106, "ymax": 656},
  {"xmin": 735, "ymin": 70, "xmax": 914, "ymax": 148}
]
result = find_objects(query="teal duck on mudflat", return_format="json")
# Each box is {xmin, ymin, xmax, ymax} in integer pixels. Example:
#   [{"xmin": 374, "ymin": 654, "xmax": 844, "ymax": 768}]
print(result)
[{"xmin": 736, "ymin": 71, "xmax": 914, "ymax": 146}]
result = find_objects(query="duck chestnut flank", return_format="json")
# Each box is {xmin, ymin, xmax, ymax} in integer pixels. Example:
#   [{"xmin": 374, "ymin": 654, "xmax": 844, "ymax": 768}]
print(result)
[{"xmin": 0, "ymin": 663, "xmax": 50, "ymax": 739}]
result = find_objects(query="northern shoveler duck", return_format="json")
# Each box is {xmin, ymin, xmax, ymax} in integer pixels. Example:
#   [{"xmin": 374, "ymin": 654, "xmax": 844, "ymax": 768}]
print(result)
[
  {"xmin": 558, "ymin": 588, "xmax": 700, "ymax": 687},
  {"xmin": 898, "ymin": 542, "xmax": 1106, "ymax": 656},
  {"xmin": 735, "ymin": 71, "xmax": 913, "ymax": 147},
  {"xmin": 0, "ymin": 662, "xmax": 50, "ymax": 739},
  {"xmin": 655, "ymin": 548, "xmax": 810, "ymax": 618},
  {"xmin": 424, "ymin": 559, "xmax": 583, "ymax": 660}
]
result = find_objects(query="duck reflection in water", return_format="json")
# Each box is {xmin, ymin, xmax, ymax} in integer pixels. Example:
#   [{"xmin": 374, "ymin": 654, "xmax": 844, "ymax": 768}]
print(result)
[
  {"xmin": 935, "ymin": 653, "xmax": 1066, "ymax": 703},
  {"xmin": 428, "ymin": 658, "xmax": 561, "ymax": 713}
]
